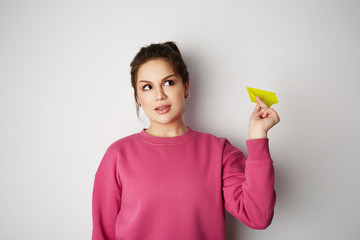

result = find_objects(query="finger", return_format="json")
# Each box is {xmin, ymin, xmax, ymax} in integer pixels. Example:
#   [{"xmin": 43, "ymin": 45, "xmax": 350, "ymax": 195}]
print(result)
[
  {"xmin": 271, "ymin": 108, "xmax": 280, "ymax": 123},
  {"xmin": 252, "ymin": 102, "xmax": 261, "ymax": 115},
  {"xmin": 263, "ymin": 108, "xmax": 280, "ymax": 123},
  {"xmin": 255, "ymin": 96, "xmax": 269, "ymax": 109},
  {"xmin": 262, "ymin": 108, "xmax": 274, "ymax": 118},
  {"xmin": 255, "ymin": 107, "xmax": 268, "ymax": 118},
  {"xmin": 262, "ymin": 109, "xmax": 271, "ymax": 118}
]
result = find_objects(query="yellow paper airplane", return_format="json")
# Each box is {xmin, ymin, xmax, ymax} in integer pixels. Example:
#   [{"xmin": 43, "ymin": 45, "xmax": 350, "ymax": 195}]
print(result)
[{"xmin": 247, "ymin": 87, "xmax": 278, "ymax": 107}]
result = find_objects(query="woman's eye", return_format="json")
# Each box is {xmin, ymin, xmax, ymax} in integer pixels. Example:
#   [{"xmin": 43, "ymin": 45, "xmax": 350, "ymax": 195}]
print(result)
[
  {"xmin": 143, "ymin": 85, "xmax": 152, "ymax": 91},
  {"xmin": 164, "ymin": 80, "xmax": 175, "ymax": 86}
]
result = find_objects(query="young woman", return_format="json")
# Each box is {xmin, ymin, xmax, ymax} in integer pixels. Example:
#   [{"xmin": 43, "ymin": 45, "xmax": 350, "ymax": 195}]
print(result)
[{"xmin": 92, "ymin": 42, "xmax": 280, "ymax": 240}]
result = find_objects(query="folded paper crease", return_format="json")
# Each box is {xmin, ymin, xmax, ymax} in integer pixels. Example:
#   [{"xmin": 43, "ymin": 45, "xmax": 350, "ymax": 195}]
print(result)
[{"xmin": 247, "ymin": 87, "xmax": 278, "ymax": 107}]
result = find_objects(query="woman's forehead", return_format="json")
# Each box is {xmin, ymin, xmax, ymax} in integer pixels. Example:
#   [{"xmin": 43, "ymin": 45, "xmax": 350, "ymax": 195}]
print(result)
[{"xmin": 137, "ymin": 59, "xmax": 176, "ymax": 82}]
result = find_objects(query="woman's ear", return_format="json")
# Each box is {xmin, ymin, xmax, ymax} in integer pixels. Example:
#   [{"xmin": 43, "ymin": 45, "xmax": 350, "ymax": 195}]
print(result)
[
  {"xmin": 184, "ymin": 81, "xmax": 190, "ymax": 98},
  {"xmin": 136, "ymin": 97, "xmax": 141, "ymax": 106}
]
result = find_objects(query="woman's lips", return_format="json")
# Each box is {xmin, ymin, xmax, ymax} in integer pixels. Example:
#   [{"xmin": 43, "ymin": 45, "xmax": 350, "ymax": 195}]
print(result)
[{"xmin": 155, "ymin": 105, "xmax": 171, "ymax": 114}]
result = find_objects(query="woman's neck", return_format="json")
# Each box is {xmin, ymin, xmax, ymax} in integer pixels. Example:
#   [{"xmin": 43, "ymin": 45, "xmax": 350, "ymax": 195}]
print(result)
[{"xmin": 145, "ymin": 121, "xmax": 188, "ymax": 137}]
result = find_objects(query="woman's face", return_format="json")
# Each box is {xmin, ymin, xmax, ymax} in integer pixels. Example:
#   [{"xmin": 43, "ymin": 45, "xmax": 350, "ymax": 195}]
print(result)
[{"xmin": 136, "ymin": 58, "xmax": 189, "ymax": 127}]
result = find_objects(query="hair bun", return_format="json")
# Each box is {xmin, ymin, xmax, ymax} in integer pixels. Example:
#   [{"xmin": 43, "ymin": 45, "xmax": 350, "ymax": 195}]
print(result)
[{"xmin": 164, "ymin": 41, "xmax": 181, "ymax": 54}]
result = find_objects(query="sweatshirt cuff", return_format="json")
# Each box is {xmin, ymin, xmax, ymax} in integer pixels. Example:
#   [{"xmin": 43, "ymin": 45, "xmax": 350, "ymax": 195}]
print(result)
[{"xmin": 246, "ymin": 138, "xmax": 271, "ymax": 160}]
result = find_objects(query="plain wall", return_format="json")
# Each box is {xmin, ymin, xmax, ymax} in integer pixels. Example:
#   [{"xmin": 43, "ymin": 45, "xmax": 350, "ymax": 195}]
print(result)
[{"xmin": 1, "ymin": 0, "xmax": 359, "ymax": 239}]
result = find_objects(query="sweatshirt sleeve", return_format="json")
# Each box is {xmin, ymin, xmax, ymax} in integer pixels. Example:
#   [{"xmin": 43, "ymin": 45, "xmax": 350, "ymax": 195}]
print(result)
[
  {"xmin": 222, "ymin": 138, "xmax": 276, "ymax": 229},
  {"xmin": 92, "ymin": 146, "xmax": 122, "ymax": 240}
]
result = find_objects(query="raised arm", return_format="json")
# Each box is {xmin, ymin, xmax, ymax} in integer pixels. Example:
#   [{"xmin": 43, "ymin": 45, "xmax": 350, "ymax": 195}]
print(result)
[
  {"xmin": 222, "ymin": 139, "xmax": 275, "ymax": 229},
  {"xmin": 222, "ymin": 96, "xmax": 280, "ymax": 228}
]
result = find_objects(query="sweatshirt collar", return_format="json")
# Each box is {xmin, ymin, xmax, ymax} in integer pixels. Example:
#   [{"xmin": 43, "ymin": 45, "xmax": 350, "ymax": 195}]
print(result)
[{"xmin": 137, "ymin": 127, "xmax": 195, "ymax": 145}]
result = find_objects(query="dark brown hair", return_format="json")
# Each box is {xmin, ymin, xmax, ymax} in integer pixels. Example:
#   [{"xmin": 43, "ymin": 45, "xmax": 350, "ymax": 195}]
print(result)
[{"xmin": 130, "ymin": 41, "xmax": 190, "ymax": 117}]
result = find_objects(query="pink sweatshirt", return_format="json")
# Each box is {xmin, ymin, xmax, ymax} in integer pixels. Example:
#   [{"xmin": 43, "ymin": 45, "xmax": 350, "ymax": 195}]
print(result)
[{"xmin": 92, "ymin": 127, "xmax": 276, "ymax": 240}]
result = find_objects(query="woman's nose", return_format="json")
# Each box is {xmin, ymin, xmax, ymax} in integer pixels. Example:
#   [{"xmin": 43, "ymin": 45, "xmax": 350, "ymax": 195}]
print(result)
[
  {"xmin": 156, "ymin": 88, "xmax": 167, "ymax": 100},
  {"xmin": 155, "ymin": 88, "xmax": 167, "ymax": 100}
]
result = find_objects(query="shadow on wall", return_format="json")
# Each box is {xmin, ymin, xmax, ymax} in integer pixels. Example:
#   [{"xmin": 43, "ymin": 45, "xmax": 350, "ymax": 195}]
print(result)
[
  {"xmin": 225, "ymin": 211, "xmax": 244, "ymax": 239},
  {"xmin": 182, "ymin": 51, "xmax": 202, "ymax": 131}
]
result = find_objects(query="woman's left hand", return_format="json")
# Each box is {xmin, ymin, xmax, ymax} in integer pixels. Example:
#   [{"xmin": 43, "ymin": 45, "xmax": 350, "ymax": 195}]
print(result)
[{"xmin": 249, "ymin": 96, "xmax": 280, "ymax": 139}]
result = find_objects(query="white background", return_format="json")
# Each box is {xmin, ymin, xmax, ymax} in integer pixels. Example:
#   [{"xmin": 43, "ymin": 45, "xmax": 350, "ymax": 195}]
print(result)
[{"xmin": 1, "ymin": 0, "xmax": 359, "ymax": 239}]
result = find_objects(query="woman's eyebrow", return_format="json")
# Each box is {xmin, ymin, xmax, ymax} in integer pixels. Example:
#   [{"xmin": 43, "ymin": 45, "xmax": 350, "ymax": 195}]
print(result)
[
  {"xmin": 138, "ymin": 74, "xmax": 176, "ymax": 83},
  {"xmin": 162, "ymin": 74, "xmax": 176, "ymax": 80}
]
